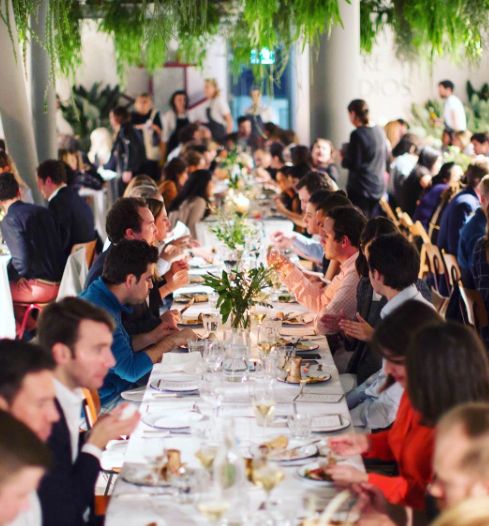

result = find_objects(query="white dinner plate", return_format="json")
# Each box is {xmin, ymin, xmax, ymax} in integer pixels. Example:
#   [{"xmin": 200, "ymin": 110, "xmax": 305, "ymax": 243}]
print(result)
[
  {"xmin": 150, "ymin": 374, "xmax": 200, "ymax": 393},
  {"xmin": 121, "ymin": 386, "xmax": 146, "ymax": 402},
  {"xmin": 142, "ymin": 411, "xmax": 205, "ymax": 430},
  {"xmin": 121, "ymin": 462, "xmax": 171, "ymax": 487},
  {"xmin": 311, "ymin": 414, "xmax": 351, "ymax": 433},
  {"xmin": 250, "ymin": 443, "xmax": 317, "ymax": 462},
  {"xmin": 296, "ymin": 462, "xmax": 335, "ymax": 487}
]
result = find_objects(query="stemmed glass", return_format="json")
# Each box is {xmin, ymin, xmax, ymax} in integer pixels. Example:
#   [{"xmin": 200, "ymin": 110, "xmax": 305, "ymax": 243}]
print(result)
[
  {"xmin": 203, "ymin": 342, "xmax": 225, "ymax": 372},
  {"xmin": 196, "ymin": 485, "xmax": 230, "ymax": 525},
  {"xmin": 250, "ymin": 456, "xmax": 285, "ymax": 518},
  {"xmin": 251, "ymin": 380, "xmax": 275, "ymax": 428},
  {"xmin": 257, "ymin": 326, "xmax": 276, "ymax": 364},
  {"xmin": 200, "ymin": 372, "xmax": 224, "ymax": 417}
]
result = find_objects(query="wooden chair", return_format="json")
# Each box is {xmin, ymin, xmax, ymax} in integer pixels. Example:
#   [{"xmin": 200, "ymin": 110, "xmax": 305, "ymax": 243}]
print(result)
[
  {"xmin": 378, "ymin": 197, "xmax": 400, "ymax": 227},
  {"xmin": 441, "ymin": 251, "xmax": 462, "ymax": 296},
  {"xmin": 408, "ymin": 221, "xmax": 430, "ymax": 278},
  {"xmin": 423, "ymin": 243, "xmax": 450, "ymax": 314},
  {"xmin": 458, "ymin": 285, "xmax": 489, "ymax": 331},
  {"xmin": 81, "ymin": 389, "xmax": 122, "ymax": 498},
  {"xmin": 71, "ymin": 239, "xmax": 97, "ymax": 270}
]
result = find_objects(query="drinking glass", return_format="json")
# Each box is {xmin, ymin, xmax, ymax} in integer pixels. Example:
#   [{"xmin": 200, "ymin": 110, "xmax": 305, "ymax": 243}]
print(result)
[
  {"xmin": 188, "ymin": 339, "xmax": 207, "ymax": 356},
  {"xmin": 200, "ymin": 373, "xmax": 224, "ymax": 416},
  {"xmin": 257, "ymin": 326, "xmax": 275, "ymax": 363},
  {"xmin": 202, "ymin": 313, "xmax": 221, "ymax": 338},
  {"xmin": 203, "ymin": 342, "xmax": 225, "ymax": 372},
  {"xmin": 250, "ymin": 457, "xmax": 285, "ymax": 515},
  {"xmin": 251, "ymin": 380, "xmax": 275, "ymax": 427},
  {"xmin": 196, "ymin": 485, "xmax": 230, "ymax": 525},
  {"xmin": 287, "ymin": 413, "xmax": 312, "ymax": 440}
]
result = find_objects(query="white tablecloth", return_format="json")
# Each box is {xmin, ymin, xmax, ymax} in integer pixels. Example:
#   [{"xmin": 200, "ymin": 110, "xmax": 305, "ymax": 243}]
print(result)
[
  {"xmin": 0, "ymin": 254, "xmax": 15, "ymax": 339},
  {"xmin": 106, "ymin": 302, "xmax": 363, "ymax": 525}
]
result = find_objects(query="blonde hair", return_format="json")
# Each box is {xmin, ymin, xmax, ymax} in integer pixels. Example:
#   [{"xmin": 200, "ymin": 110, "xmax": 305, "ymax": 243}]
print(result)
[
  {"xmin": 123, "ymin": 175, "xmax": 157, "ymax": 198},
  {"xmin": 432, "ymin": 497, "xmax": 489, "ymax": 526},
  {"xmin": 204, "ymin": 78, "xmax": 220, "ymax": 99},
  {"xmin": 384, "ymin": 120, "xmax": 405, "ymax": 149}
]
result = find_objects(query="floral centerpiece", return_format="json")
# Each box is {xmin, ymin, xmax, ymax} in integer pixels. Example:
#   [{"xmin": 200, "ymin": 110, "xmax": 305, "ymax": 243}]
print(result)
[
  {"xmin": 211, "ymin": 213, "xmax": 255, "ymax": 250},
  {"xmin": 203, "ymin": 265, "xmax": 273, "ymax": 329}
]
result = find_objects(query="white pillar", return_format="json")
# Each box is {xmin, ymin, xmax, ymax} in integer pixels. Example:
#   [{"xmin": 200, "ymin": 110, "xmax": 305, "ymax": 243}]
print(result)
[
  {"xmin": 309, "ymin": 0, "xmax": 360, "ymax": 186},
  {"xmin": 30, "ymin": 0, "xmax": 57, "ymax": 162},
  {"xmin": 290, "ymin": 41, "xmax": 311, "ymax": 145},
  {"xmin": 0, "ymin": 0, "xmax": 42, "ymax": 202}
]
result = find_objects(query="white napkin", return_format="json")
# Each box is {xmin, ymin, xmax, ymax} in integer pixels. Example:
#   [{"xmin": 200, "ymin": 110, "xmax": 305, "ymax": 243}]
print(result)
[{"xmin": 155, "ymin": 352, "xmax": 203, "ymax": 375}]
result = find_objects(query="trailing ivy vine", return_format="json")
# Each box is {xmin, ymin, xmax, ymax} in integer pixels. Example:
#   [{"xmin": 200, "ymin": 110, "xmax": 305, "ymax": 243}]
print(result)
[{"xmin": 2, "ymin": 0, "xmax": 489, "ymax": 83}]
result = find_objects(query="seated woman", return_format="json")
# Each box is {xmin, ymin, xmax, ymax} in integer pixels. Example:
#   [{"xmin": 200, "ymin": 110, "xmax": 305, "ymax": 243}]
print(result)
[
  {"xmin": 168, "ymin": 169, "xmax": 213, "ymax": 238},
  {"xmin": 413, "ymin": 161, "xmax": 463, "ymax": 231},
  {"xmin": 328, "ymin": 308, "xmax": 489, "ymax": 510},
  {"xmin": 310, "ymin": 137, "xmax": 340, "ymax": 182},
  {"xmin": 275, "ymin": 165, "xmax": 300, "ymax": 214},
  {"xmin": 400, "ymin": 146, "xmax": 442, "ymax": 216},
  {"xmin": 158, "ymin": 157, "xmax": 188, "ymax": 209}
]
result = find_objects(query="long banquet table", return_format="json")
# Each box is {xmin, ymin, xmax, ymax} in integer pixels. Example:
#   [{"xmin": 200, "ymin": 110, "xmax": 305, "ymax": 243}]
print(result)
[{"xmin": 106, "ymin": 295, "xmax": 364, "ymax": 525}]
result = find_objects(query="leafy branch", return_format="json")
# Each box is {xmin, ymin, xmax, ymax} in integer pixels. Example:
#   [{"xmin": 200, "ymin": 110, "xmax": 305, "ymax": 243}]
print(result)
[
  {"xmin": 211, "ymin": 214, "xmax": 254, "ymax": 250},
  {"xmin": 203, "ymin": 265, "xmax": 273, "ymax": 329}
]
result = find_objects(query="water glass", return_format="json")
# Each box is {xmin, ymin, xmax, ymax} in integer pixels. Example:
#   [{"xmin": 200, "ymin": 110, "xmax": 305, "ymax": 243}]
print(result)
[
  {"xmin": 251, "ymin": 380, "xmax": 275, "ymax": 427},
  {"xmin": 287, "ymin": 413, "xmax": 312, "ymax": 440},
  {"xmin": 188, "ymin": 339, "xmax": 207, "ymax": 356},
  {"xmin": 208, "ymin": 290, "xmax": 219, "ymax": 309},
  {"xmin": 202, "ymin": 313, "xmax": 221, "ymax": 337},
  {"xmin": 203, "ymin": 342, "xmax": 225, "ymax": 372}
]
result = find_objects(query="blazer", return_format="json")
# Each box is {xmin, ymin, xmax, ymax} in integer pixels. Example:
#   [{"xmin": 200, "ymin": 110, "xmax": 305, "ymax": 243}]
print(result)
[
  {"xmin": 0, "ymin": 200, "xmax": 65, "ymax": 282},
  {"xmin": 38, "ymin": 400, "xmax": 100, "ymax": 526},
  {"xmin": 49, "ymin": 186, "xmax": 95, "ymax": 255}
]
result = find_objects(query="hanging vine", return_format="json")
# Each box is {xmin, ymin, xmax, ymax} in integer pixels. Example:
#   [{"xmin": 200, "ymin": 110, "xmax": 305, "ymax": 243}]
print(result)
[{"xmin": 2, "ymin": 0, "xmax": 489, "ymax": 83}]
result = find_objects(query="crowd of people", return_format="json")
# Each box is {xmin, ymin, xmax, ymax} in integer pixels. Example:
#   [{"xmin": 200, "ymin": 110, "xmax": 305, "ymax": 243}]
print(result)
[{"xmin": 1, "ymin": 76, "xmax": 489, "ymax": 526}]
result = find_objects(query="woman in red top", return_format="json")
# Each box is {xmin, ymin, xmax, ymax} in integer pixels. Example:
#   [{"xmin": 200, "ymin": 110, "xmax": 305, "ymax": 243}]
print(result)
[{"xmin": 328, "ymin": 301, "xmax": 489, "ymax": 510}]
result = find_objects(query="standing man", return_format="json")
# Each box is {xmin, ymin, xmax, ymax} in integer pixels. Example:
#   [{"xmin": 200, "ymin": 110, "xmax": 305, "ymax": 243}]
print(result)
[
  {"xmin": 36, "ymin": 297, "xmax": 139, "ymax": 526},
  {"xmin": 438, "ymin": 80, "xmax": 467, "ymax": 132}
]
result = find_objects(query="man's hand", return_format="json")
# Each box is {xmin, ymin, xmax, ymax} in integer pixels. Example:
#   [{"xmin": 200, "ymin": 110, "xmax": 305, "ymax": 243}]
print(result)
[
  {"xmin": 326, "ymin": 464, "xmax": 368, "ymax": 485},
  {"xmin": 270, "ymin": 230, "xmax": 294, "ymax": 250},
  {"xmin": 166, "ymin": 269, "xmax": 189, "ymax": 292},
  {"xmin": 86, "ymin": 404, "xmax": 140, "ymax": 450},
  {"xmin": 160, "ymin": 310, "xmax": 180, "ymax": 330},
  {"xmin": 160, "ymin": 243, "xmax": 183, "ymax": 261},
  {"xmin": 167, "ymin": 259, "xmax": 189, "ymax": 276},
  {"xmin": 339, "ymin": 313, "xmax": 374, "ymax": 342}
]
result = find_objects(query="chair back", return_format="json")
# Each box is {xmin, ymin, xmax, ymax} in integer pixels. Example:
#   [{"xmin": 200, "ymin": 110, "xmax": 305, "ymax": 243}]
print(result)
[
  {"xmin": 71, "ymin": 239, "xmax": 97, "ymax": 269},
  {"xmin": 459, "ymin": 285, "xmax": 489, "ymax": 330},
  {"xmin": 441, "ymin": 251, "xmax": 462, "ymax": 293},
  {"xmin": 82, "ymin": 388, "xmax": 101, "ymax": 429},
  {"xmin": 379, "ymin": 197, "xmax": 399, "ymax": 227},
  {"xmin": 424, "ymin": 243, "xmax": 447, "ymax": 296}
]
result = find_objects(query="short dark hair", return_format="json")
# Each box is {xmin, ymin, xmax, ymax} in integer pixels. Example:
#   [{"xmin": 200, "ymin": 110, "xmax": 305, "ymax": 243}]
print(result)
[
  {"xmin": 0, "ymin": 410, "xmax": 51, "ymax": 485},
  {"xmin": 316, "ymin": 192, "xmax": 352, "ymax": 215},
  {"xmin": 465, "ymin": 157, "xmax": 489, "ymax": 188},
  {"xmin": 184, "ymin": 150, "xmax": 203, "ymax": 168},
  {"xmin": 178, "ymin": 123, "xmax": 200, "ymax": 144},
  {"xmin": 356, "ymin": 217, "xmax": 398, "ymax": 277},
  {"xmin": 163, "ymin": 157, "xmax": 187, "ymax": 184},
  {"xmin": 38, "ymin": 297, "xmax": 115, "ymax": 355},
  {"xmin": 110, "ymin": 106, "xmax": 129, "ymax": 125},
  {"xmin": 102, "ymin": 240, "xmax": 158, "ymax": 285},
  {"xmin": 37, "ymin": 159, "xmax": 67, "ymax": 185},
  {"xmin": 324, "ymin": 205, "xmax": 366, "ymax": 248},
  {"xmin": 368, "ymin": 233, "xmax": 420, "ymax": 290},
  {"xmin": 392, "ymin": 133, "xmax": 421, "ymax": 157},
  {"xmin": 347, "ymin": 99, "xmax": 370, "ymax": 125},
  {"xmin": 407, "ymin": 321, "xmax": 489, "ymax": 426},
  {"xmin": 288, "ymin": 162, "xmax": 310, "ymax": 181},
  {"xmin": 169, "ymin": 90, "xmax": 188, "ymax": 112},
  {"xmin": 439, "ymin": 80, "xmax": 455, "ymax": 91},
  {"xmin": 237, "ymin": 115, "xmax": 252, "ymax": 125},
  {"xmin": 0, "ymin": 340, "xmax": 55, "ymax": 404},
  {"xmin": 309, "ymin": 189, "xmax": 334, "ymax": 208},
  {"xmin": 0, "ymin": 172, "xmax": 19, "ymax": 201},
  {"xmin": 471, "ymin": 132, "xmax": 489, "ymax": 144},
  {"xmin": 106, "ymin": 197, "xmax": 147, "ymax": 244},
  {"xmin": 269, "ymin": 141, "xmax": 284, "ymax": 162},
  {"xmin": 290, "ymin": 145, "xmax": 311, "ymax": 166},
  {"xmin": 296, "ymin": 171, "xmax": 336, "ymax": 194}
]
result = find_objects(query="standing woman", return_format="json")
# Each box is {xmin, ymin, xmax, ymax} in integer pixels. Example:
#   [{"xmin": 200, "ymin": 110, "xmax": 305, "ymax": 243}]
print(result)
[
  {"xmin": 199, "ymin": 79, "xmax": 233, "ymax": 144},
  {"xmin": 342, "ymin": 99, "xmax": 388, "ymax": 217},
  {"xmin": 162, "ymin": 90, "xmax": 191, "ymax": 159},
  {"xmin": 168, "ymin": 169, "xmax": 213, "ymax": 238}
]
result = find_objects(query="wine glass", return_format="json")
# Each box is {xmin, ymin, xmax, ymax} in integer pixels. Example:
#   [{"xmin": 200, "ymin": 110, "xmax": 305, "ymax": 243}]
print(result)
[
  {"xmin": 197, "ymin": 485, "xmax": 230, "ymax": 525},
  {"xmin": 251, "ymin": 380, "xmax": 275, "ymax": 427},
  {"xmin": 251, "ymin": 457, "xmax": 285, "ymax": 516},
  {"xmin": 195, "ymin": 443, "xmax": 219, "ymax": 475},
  {"xmin": 257, "ymin": 326, "xmax": 275, "ymax": 364},
  {"xmin": 200, "ymin": 372, "xmax": 224, "ymax": 417}
]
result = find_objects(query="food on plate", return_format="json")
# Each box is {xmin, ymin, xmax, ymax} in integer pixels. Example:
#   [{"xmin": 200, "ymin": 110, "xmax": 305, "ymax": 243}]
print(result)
[
  {"xmin": 176, "ymin": 293, "xmax": 209, "ymax": 303},
  {"xmin": 260, "ymin": 435, "xmax": 288, "ymax": 452},
  {"xmin": 189, "ymin": 275, "xmax": 205, "ymax": 284},
  {"xmin": 304, "ymin": 465, "xmax": 333, "ymax": 482}
]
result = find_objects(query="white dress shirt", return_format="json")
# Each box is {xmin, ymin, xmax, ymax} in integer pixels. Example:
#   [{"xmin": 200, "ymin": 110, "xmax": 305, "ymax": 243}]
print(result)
[
  {"xmin": 443, "ymin": 94, "xmax": 467, "ymax": 131},
  {"xmin": 54, "ymin": 380, "xmax": 102, "ymax": 462}
]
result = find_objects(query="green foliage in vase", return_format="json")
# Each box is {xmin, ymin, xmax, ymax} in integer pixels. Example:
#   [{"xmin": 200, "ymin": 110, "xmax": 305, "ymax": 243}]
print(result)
[
  {"xmin": 59, "ymin": 83, "xmax": 121, "ymax": 150},
  {"xmin": 203, "ymin": 266, "xmax": 273, "ymax": 329},
  {"xmin": 211, "ymin": 214, "xmax": 254, "ymax": 250},
  {"xmin": 410, "ymin": 99, "xmax": 444, "ymax": 139}
]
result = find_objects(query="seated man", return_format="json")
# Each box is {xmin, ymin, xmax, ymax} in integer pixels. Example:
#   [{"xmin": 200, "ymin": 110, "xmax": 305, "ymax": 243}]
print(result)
[
  {"xmin": 270, "ymin": 203, "xmax": 366, "ymax": 333},
  {"xmin": 438, "ymin": 157, "xmax": 489, "ymax": 254},
  {"xmin": 37, "ymin": 298, "xmax": 139, "ymax": 526},
  {"xmin": 36, "ymin": 160, "xmax": 96, "ymax": 256},
  {"xmin": 80, "ymin": 240, "xmax": 196, "ymax": 408},
  {"xmin": 0, "ymin": 339, "xmax": 60, "ymax": 526},
  {"xmin": 0, "ymin": 411, "xmax": 51, "ymax": 526},
  {"xmin": 344, "ymin": 234, "xmax": 432, "ymax": 431},
  {"xmin": 0, "ymin": 173, "xmax": 65, "ymax": 306}
]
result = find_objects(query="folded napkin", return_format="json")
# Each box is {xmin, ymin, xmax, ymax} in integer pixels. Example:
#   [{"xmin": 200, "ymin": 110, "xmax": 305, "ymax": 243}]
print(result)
[
  {"xmin": 155, "ymin": 351, "xmax": 203, "ymax": 375},
  {"xmin": 283, "ymin": 312, "xmax": 315, "ymax": 324}
]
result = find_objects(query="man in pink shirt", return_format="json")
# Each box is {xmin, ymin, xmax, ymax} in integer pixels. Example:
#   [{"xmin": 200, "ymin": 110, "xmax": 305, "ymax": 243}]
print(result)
[{"xmin": 270, "ymin": 205, "xmax": 366, "ymax": 334}]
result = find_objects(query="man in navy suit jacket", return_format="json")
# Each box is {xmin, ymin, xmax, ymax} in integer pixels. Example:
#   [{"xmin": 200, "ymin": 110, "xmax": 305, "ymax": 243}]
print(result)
[
  {"xmin": 0, "ymin": 173, "xmax": 65, "ymax": 306},
  {"xmin": 37, "ymin": 298, "xmax": 139, "ymax": 526},
  {"xmin": 37, "ymin": 160, "xmax": 96, "ymax": 255}
]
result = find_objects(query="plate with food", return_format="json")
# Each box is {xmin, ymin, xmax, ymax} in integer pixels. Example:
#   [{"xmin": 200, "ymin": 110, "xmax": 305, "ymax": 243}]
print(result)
[
  {"xmin": 277, "ymin": 364, "xmax": 331, "ymax": 384},
  {"xmin": 174, "ymin": 292, "xmax": 209, "ymax": 303},
  {"xmin": 277, "ymin": 292, "xmax": 297, "ymax": 303},
  {"xmin": 297, "ymin": 462, "xmax": 335, "ymax": 486},
  {"xmin": 274, "ymin": 312, "xmax": 315, "ymax": 326},
  {"xmin": 121, "ymin": 462, "xmax": 171, "ymax": 487},
  {"xmin": 178, "ymin": 314, "xmax": 203, "ymax": 327},
  {"xmin": 295, "ymin": 341, "xmax": 320, "ymax": 352},
  {"xmin": 251, "ymin": 436, "xmax": 318, "ymax": 462},
  {"xmin": 142, "ymin": 411, "xmax": 205, "ymax": 430}
]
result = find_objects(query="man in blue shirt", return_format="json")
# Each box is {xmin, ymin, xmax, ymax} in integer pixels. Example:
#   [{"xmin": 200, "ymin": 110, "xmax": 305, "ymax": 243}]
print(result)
[
  {"xmin": 458, "ymin": 175, "xmax": 489, "ymax": 286},
  {"xmin": 80, "ymin": 239, "xmax": 195, "ymax": 408},
  {"xmin": 438, "ymin": 158, "xmax": 489, "ymax": 255}
]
